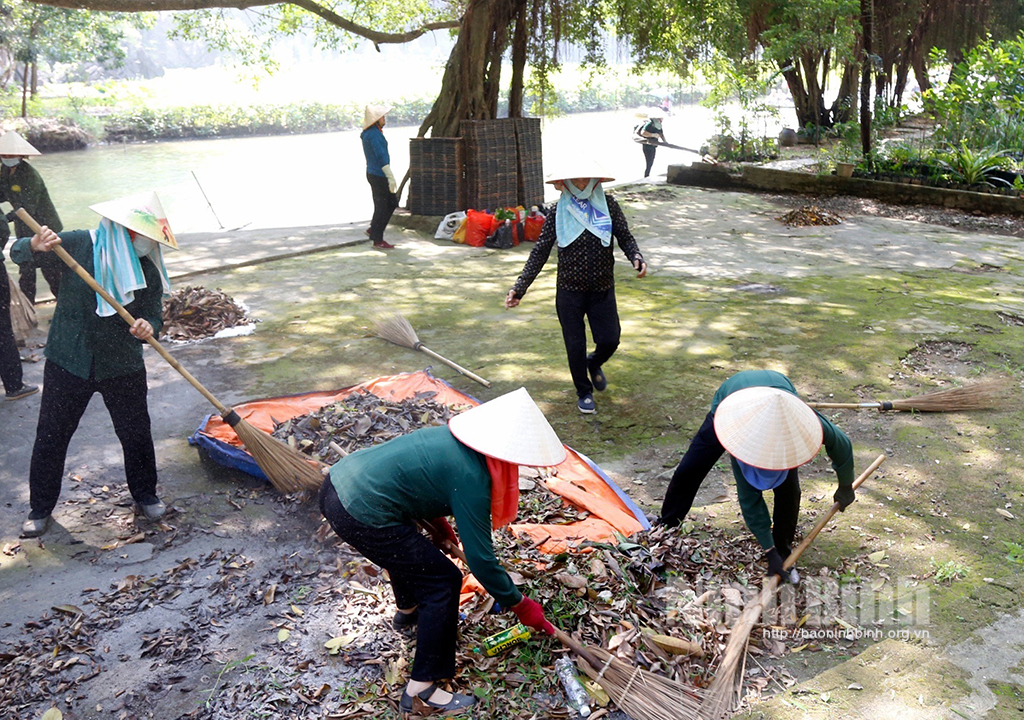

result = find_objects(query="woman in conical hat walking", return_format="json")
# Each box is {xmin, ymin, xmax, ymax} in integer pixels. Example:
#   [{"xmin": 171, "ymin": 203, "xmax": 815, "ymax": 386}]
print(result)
[
  {"xmin": 320, "ymin": 388, "xmax": 564, "ymax": 715},
  {"xmin": 12, "ymin": 192, "xmax": 177, "ymax": 538},
  {"xmin": 659, "ymin": 369, "xmax": 857, "ymax": 581},
  {"xmin": 505, "ymin": 159, "xmax": 647, "ymax": 415}
]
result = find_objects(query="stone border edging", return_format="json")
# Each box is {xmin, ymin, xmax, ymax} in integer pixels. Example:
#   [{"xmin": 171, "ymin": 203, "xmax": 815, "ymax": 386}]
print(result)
[{"xmin": 667, "ymin": 163, "xmax": 1024, "ymax": 216}]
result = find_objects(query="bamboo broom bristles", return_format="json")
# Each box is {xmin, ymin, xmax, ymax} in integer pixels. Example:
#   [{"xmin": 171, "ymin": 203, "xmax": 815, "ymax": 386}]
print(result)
[
  {"xmin": 374, "ymin": 313, "xmax": 491, "ymax": 387},
  {"xmin": 806, "ymin": 378, "xmax": 1011, "ymax": 412},
  {"xmin": 700, "ymin": 454, "xmax": 887, "ymax": 718},
  {"xmin": 15, "ymin": 208, "xmax": 324, "ymax": 497}
]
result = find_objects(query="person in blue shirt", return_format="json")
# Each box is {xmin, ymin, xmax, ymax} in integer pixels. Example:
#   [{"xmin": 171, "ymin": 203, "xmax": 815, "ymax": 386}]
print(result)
[{"xmin": 360, "ymin": 105, "xmax": 399, "ymax": 250}]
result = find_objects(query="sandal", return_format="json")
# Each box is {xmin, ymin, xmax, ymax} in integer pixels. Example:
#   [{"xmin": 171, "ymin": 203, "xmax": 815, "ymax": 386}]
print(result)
[{"xmin": 399, "ymin": 682, "xmax": 476, "ymax": 715}]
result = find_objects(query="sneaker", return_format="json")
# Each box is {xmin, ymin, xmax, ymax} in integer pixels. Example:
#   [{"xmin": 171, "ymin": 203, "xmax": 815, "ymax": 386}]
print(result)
[
  {"xmin": 373, "ymin": 240, "xmax": 395, "ymax": 249},
  {"xmin": 21, "ymin": 513, "xmax": 50, "ymax": 538},
  {"xmin": 587, "ymin": 354, "xmax": 607, "ymax": 392},
  {"xmin": 577, "ymin": 394, "xmax": 596, "ymax": 414},
  {"xmin": 5, "ymin": 384, "xmax": 39, "ymax": 401},
  {"xmin": 393, "ymin": 608, "xmax": 419, "ymax": 632},
  {"xmin": 136, "ymin": 496, "xmax": 166, "ymax": 520}
]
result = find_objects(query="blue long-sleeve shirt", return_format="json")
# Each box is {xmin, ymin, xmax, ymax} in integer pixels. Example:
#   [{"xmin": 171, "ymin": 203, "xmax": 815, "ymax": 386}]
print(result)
[{"xmin": 361, "ymin": 125, "xmax": 390, "ymax": 177}]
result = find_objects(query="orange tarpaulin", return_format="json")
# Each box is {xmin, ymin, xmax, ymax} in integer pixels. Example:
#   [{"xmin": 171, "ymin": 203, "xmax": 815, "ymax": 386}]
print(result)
[{"xmin": 194, "ymin": 370, "xmax": 651, "ymax": 596}]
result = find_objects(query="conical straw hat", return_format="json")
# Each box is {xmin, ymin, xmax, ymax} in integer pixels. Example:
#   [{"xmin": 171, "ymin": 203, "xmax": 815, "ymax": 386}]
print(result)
[
  {"xmin": 89, "ymin": 192, "xmax": 178, "ymax": 250},
  {"xmin": 0, "ymin": 131, "xmax": 41, "ymax": 156},
  {"xmin": 545, "ymin": 158, "xmax": 614, "ymax": 184},
  {"xmin": 713, "ymin": 386, "xmax": 823, "ymax": 470},
  {"xmin": 363, "ymin": 104, "xmax": 392, "ymax": 130},
  {"xmin": 449, "ymin": 387, "xmax": 567, "ymax": 467}
]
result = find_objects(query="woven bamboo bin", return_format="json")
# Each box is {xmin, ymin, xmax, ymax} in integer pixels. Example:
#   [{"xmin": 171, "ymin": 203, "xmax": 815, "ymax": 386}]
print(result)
[
  {"xmin": 409, "ymin": 137, "xmax": 465, "ymax": 216},
  {"xmin": 462, "ymin": 119, "xmax": 520, "ymax": 210},
  {"xmin": 513, "ymin": 117, "xmax": 544, "ymax": 208}
]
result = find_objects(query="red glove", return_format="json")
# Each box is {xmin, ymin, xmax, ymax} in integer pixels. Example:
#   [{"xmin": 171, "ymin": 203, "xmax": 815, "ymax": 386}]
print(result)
[
  {"xmin": 431, "ymin": 517, "xmax": 458, "ymax": 545},
  {"xmin": 511, "ymin": 596, "xmax": 555, "ymax": 636}
]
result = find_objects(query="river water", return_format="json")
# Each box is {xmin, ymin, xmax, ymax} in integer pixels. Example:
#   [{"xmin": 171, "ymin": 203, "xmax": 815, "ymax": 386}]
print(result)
[{"xmin": 25, "ymin": 105, "xmax": 779, "ymax": 235}]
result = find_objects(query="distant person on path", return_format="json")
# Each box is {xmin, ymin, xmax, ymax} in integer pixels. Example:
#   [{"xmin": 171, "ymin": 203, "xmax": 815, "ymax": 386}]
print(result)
[
  {"xmin": 0, "ymin": 131, "xmax": 63, "ymax": 303},
  {"xmin": 12, "ymin": 192, "xmax": 176, "ymax": 538},
  {"xmin": 637, "ymin": 109, "xmax": 667, "ymax": 178},
  {"xmin": 320, "ymin": 388, "xmax": 562, "ymax": 714},
  {"xmin": 505, "ymin": 160, "xmax": 647, "ymax": 415},
  {"xmin": 658, "ymin": 370, "xmax": 856, "ymax": 581},
  {"xmin": 361, "ymin": 104, "xmax": 399, "ymax": 250},
  {"xmin": 0, "ymin": 222, "xmax": 38, "ymax": 401}
]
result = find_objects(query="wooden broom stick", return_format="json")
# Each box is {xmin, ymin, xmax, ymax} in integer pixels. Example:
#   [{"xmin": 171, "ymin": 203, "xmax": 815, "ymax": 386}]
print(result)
[
  {"xmin": 374, "ymin": 313, "xmax": 491, "ymax": 387},
  {"xmin": 701, "ymin": 453, "xmax": 887, "ymax": 719},
  {"xmin": 16, "ymin": 208, "xmax": 323, "ymax": 495},
  {"xmin": 806, "ymin": 379, "xmax": 1009, "ymax": 412}
]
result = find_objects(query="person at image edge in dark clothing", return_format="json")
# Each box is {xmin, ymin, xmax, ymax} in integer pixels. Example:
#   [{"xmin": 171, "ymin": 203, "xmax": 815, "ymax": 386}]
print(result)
[
  {"xmin": 0, "ymin": 130, "xmax": 63, "ymax": 303},
  {"xmin": 360, "ymin": 104, "xmax": 399, "ymax": 250},
  {"xmin": 0, "ymin": 222, "xmax": 38, "ymax": 401},
  {"xmin": 659, "ymin": 370, "xmax": 856, "ymax": 581},
  {"xmin": 320, "ymin": 388, "xmax": 563, "ymax": 715},
  {"xmin": 505, "ymin": 159, "xmax": 647, "ymax": 415},
  {"xmin": 638, "ymin": 110, "xmax": 667, "ymax": 179},
  {"xmin": 14, "ymin": 192, "xmax": 177, "ymax": 538}
]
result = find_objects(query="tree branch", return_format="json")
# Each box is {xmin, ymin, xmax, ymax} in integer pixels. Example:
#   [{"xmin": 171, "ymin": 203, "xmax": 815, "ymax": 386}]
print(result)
[{"xmin": 24, "ymin": 0, "xmax": 460, "ymax": 44}]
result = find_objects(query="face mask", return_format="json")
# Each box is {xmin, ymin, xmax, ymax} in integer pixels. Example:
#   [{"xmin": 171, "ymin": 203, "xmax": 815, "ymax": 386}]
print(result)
[
  {"xmin": 132, "ymin": 235, "xmax": 157, "ymax": 258},
  {"xmin": 1, "ymin": 158, "xmax": 21, "ymax": 167},
  {"xmin": 566, "ymin": 178, "xmax": 599, "ymax": 200}
]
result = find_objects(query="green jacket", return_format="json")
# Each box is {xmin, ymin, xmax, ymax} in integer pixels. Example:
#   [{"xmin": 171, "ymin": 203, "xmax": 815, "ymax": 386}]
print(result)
[
  {"xmin": 0, "ymin": 161, "xmax": 62, "ymax": 238},
  {"xmin": 329, "ymin": 425, "xmax": 522, "ymax": 608},
  {"xmin": 713, "ymin": 370, "xmax": 855, "ymax": 550},
  {"xmin": 10, "ymin": 231, "xmax": 164, "ymax": 380}
]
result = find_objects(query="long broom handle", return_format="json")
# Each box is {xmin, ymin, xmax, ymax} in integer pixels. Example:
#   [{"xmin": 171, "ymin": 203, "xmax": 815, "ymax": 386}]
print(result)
[
  {"xmin": 784, "ymin": 453, "xmax": 886, "ymax": 570},
  {"xmin": 16, "ymin": 208, "xmax": 234, "ymax": 419},
  {"xmin": 415, "ymin": 343, "xmax": 492, "ymax": 387},
  {"xmin": 806, "ymin": 401, "xmax": 886, "ymax": 410}
]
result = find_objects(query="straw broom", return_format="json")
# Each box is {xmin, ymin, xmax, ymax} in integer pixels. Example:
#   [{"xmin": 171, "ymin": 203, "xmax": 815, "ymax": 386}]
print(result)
[
  {"xmin": 805, "ymin": 379, "xmax": 1009, "ymax": 412},
  {"xmin": 374, "ymin": 313, "xmax": 491, "ymax": 387},
  {"xmin": 700, "ymin": 453, "xmax": 887, "ymax": 720},
  {"xmin": 16, "ymin": 208, "xmax": 323, "ymax": 496},
  {"xmin": 419, "ymin": 519, "xmax": 706, "ymax": 720}
]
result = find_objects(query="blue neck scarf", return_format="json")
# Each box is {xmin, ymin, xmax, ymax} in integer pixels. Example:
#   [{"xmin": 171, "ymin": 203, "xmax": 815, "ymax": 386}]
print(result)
[
  {"xmin": 555, "ymin": 179, "xmax": 612, "ymax": 248},
  {"xmin": 734, "ymin": 458, "xmax": 789, "ymax": 491},
  {"xmin": 92, "ymin": 219, "xmax": 171, "ymax": 317}
]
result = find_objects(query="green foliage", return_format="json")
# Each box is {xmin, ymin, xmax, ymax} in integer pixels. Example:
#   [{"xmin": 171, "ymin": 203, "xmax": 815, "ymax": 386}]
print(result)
[
  {"xmin": 938, "ymin": 143, "xmax": 1014, "ymax": 186},
  {"xmin": 930, "ymin": 557, "xmax": 970, "ymax": 584},
  {"xmin": 1005, "ymin": 541, "xmax": 1024, "ymax": 564},
  {"xmin": 925, "ymin": 33, "xmax": 1024, "ymax": 149}
]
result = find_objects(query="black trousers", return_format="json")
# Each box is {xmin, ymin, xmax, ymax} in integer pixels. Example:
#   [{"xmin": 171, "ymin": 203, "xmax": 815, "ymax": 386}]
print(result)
[
  {"xmin": 366, "ymin": 173, "xmax": 398, "ymax": 243},
  {"xmin": 18, "ymin": 264, "xmax": 61, "ymax": 304},
  {"xmin": 555, "ymin": 287, "xmax": 620, "ymax": 398},
  {"xmin": 0, "ymin": 261, "xmax": 24, "ymax": 393},
  {"xmin": 660, "ymin": 410, "xmax": 801, "ymax": 552},
  {"xmin": 29, "ymin": 361, "xmax": 158, "ymax": 517},
  {"xmin": 320, "ymin": 481, "xmax": 462, "ymax": 682},
  {"xmin": 642, "ymin": 144, "xmax": 657, "ymax": 178}
]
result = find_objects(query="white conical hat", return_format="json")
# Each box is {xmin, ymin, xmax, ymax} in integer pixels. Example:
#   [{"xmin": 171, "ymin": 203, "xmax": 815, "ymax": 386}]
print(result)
[
  {"xmin": 645, "ymin": 107, "xmax": 665, "ymax": 119},
  {"xmin": 544, "ymin": 158, "xmax": 614, "ymax": 184},
  {"xmin": 713, "ymin": 386, "xmax": 823, "ymax": 470},
  {"xmin": 89, "ymin": 192, "xmax": 178, "ymax": 250},
  {"xmin": 0, "ymin": 131, "xmax": 41, "ymax": 156},
  {"xmin": 449, "ymin": 387, "xmax": 567, "ymax": 467},
  {"xmin": 363, "ymin": 104, "xmax": 392, "ymax": 130}
]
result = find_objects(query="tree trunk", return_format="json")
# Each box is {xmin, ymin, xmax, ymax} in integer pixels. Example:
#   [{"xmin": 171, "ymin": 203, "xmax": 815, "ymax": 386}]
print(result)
[
  {"xmin": 507, "ymin": 0, "xmax": 528, "ymax": 117},
  {"xmin": 30, "ymin": 61, "xmax": 38, "ymax": 98},
  {"xmin": 860, "ymin": 0, "xmax": 872, "ymax": 159},
  {"xmin": 419, "ymin": 0, "xmax": 519, "ymax": 138},
  {"xmin": 21, "ymin": 62, "xmax": 29, "ymax": 118},
  {"xmin": 831, "ymin": 60, "xmax": 859, "ymax": 124}
]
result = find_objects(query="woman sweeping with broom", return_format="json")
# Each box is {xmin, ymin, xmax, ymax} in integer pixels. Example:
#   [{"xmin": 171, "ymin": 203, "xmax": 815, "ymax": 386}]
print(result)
[
  {"xmin": 320, "ymin": 388, "xmax": 563, "ymax": 716},
  {"xmin": 14, "ymin": 193, "xmax": 175, "ymax": 538},
  {"xmin": 659, "ymin": 369, "xmax": 856, "ymax": 582}
]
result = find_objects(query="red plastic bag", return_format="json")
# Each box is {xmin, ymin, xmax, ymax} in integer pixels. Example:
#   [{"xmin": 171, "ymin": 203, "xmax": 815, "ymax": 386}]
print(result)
[
  {"xmin": 464, "ymin": 210, "xmax": 498, "ymax": 247},
  {"xmin": 524, "ymin": 213, "xmax": 545, "ymax": 242}
]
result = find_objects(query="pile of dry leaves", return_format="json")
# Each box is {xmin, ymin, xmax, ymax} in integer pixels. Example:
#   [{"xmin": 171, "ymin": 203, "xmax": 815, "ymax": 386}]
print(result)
[
  {"xmin": 776, "ymin": 206, "xmax": 843, "ymax": 227},
  {"xmin": 161, "ymin": 286, "xmax": 253, "ymax": 342}
]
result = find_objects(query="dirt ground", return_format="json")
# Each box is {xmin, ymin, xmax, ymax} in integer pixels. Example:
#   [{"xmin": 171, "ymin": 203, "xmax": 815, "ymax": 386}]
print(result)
[{"xmin": 1, "ymin": 180, "xmax": 1022, "ymax": 720}]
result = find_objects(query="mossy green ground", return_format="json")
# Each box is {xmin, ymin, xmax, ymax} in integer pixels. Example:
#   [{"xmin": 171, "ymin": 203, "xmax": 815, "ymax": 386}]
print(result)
[{"xmin": 179, "ymin": 184, "xmax": 1022, "ymax": 716}]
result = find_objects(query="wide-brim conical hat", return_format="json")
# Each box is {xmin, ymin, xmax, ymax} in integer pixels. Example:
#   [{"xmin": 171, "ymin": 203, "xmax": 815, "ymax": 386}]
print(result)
[
  {"xmin": 0, "ymin": 131, "xmax": 40, "ymax": 156},
  {"xmin": 449, "ymin": 387, "xmax": 567, "ymax": 467},
  {"xmin": 713, "ymin": 386, "xmax": 823, "ymax": 470},
  {"xmin": 645, "ymin": 107, "xmax": 665, "ymax": 119},
  {"xmin": 89, "ymin": 192, "xmax": 178, "ymax": 250},
  {"xmin": 363, "ymin": 104, "xmax": 392, "ymax": 130},
  {"xmin": 544, "ymin": 158, "xmax": 614, "ymax": 184}
]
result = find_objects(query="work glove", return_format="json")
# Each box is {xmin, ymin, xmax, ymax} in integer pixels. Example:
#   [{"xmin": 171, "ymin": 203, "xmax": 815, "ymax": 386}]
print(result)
[
  {"xmin": 765, "ymin": 547, "xmax": 787, "ymax": 582},
  {"xmin": 834, "ymin": 485, "xmax": 856, "ymax": 511},
  {"xmin": 381, "ymin": 164, "xmax": 397, "ymax": 194},
  {"xmin": 430, "ymin": 517, "xmax": 459, "ymax": 553},
  {"xmin": 511, "ymin": 596, "xmax": 555, "ymax": 636}
]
